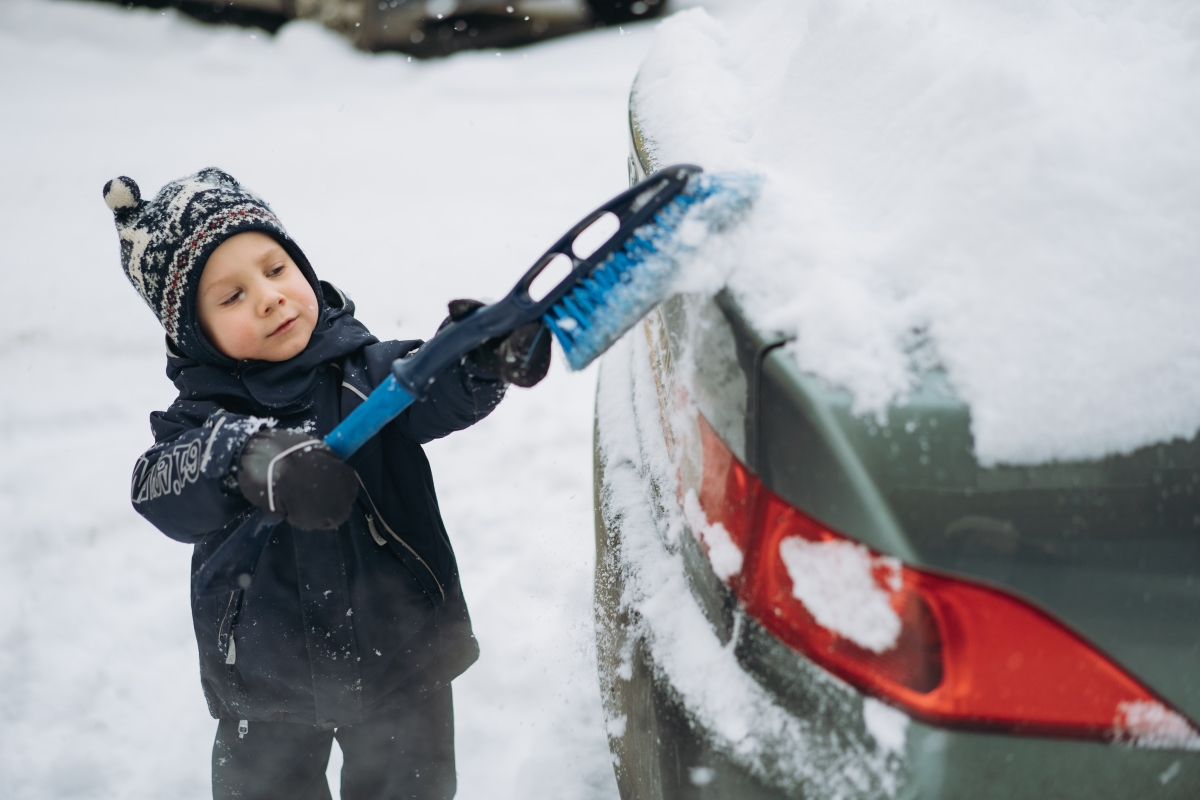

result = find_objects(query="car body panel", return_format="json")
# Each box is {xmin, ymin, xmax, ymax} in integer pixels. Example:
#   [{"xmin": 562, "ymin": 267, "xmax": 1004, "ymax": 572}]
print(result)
[{"xmin": 594, "ymin": 315, "xmax": 1200, "ymax": 797}]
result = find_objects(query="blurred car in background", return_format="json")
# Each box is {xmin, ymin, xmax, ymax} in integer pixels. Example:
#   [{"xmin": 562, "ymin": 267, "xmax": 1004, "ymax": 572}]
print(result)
[
  {"xmin": 129, "ymin": 0, "xmax": 666, "ymax": 52},
  {"xmin": 360, "ymin": 0, "xmax": 666, "ymax": 50},
  {"xmin": 591, "ymin": 78, "xmax": 1200, "ymax": 800}
]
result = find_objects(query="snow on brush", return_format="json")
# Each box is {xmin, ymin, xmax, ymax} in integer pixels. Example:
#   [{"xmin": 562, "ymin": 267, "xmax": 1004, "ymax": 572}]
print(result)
[{"xmin": 634, "ymin": 0, "xmax": 1200, "ymax": 465}]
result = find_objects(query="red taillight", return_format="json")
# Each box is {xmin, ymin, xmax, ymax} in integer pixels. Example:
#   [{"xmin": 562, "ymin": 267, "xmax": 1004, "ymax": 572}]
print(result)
[{"xmin": 687, "ymin": 414, "xmax": 1200, "ymax": 743}]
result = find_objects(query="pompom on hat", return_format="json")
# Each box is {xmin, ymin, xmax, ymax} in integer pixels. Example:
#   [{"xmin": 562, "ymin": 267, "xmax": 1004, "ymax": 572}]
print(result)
[
  {"xmin": 102, "ymin": 176, "xmax": 141, "ymax": 213},
  {"xmin": 103, "ymin": 168, "xmax": 322, "ymax": 368}
]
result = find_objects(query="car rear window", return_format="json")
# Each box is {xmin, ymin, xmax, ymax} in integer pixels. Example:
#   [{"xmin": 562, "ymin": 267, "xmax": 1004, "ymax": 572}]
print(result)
[{"xmin": 825, "ymin": 372, "xmax": 1200, "ymax": 582}]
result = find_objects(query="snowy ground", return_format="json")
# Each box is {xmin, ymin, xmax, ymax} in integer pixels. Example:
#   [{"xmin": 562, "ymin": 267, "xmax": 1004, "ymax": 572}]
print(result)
[{"xmin": 0, "ymin": 1, "xmax": 717, "ymax": 796}]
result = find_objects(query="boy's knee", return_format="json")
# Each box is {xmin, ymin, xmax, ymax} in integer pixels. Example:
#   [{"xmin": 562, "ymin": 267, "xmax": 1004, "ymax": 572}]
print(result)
[
  {"xmin": 212, "ymin": 719, "xmax": 335, "ymax": 800},
  {"xmin": 337, "ymin": 687, "xmax": 457, "ymax": 800}
]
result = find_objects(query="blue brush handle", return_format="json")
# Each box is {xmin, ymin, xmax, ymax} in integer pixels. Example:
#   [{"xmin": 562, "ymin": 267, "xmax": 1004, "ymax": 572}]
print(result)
[
  {"xmin": 320, "ymin": 164, "xmax": 700, "ymax": 462},
  {"xmin": 320, "ymin": 299, "xmax": 539, "ymax": 459},
  {"xmin": 324, "ymin": 374, "xmax": 414, "ymax": 459},
  {"xmin": 320, "ymin": 302, "xmax": 544, "ymax": 460},
  {"xmin": 320, "ymin": 283, "xmax": 562, "ymax": 460}
]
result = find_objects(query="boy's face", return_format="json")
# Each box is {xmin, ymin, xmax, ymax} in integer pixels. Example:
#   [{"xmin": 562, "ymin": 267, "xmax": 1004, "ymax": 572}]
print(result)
[{"xmin": 197, "ymin": 231, "xmax": 319, "ymax": 362}]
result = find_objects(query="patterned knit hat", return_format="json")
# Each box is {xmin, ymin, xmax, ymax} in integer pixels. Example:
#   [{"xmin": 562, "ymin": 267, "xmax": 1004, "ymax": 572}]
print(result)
[{"xmin": 103, "ymin": 167, "xmax": 322, "ymax": 367}]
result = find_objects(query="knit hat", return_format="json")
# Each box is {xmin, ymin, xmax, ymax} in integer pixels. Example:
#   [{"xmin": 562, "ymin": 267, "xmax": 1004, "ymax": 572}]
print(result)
[{"xmin": 103, "ymin": 167, "xmax": 323, "ymax": 367}]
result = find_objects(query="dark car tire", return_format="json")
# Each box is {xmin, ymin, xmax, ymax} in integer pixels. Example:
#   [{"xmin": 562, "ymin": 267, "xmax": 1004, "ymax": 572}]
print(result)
[{"xmin": 586, "ymin": 0, "xmax": 668, "ymax": 25}]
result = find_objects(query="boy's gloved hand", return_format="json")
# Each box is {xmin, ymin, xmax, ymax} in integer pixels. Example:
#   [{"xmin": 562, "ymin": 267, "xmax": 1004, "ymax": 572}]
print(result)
[
  {"xmin": 447, "ymin": 299, "xmax": 551, "ymax": 388},
  {"xmin": 237, "ymin": 428, "xmax": 358, "ymax": 531}
]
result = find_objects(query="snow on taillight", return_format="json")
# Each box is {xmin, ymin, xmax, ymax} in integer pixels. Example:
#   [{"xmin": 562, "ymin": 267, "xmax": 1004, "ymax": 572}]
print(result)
[{"xmin": 682, "ymin": 413, "xmax": 1200, "ymax": 746}]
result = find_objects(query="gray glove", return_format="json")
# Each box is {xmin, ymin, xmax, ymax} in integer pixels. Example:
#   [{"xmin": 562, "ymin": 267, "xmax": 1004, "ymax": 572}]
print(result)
[
  {"xmin": 237, "ymin": 428, "xmax": 358, "ymax": 531},
  {"xmin": 447, "ymin": 299, "xmax": 552, "ymax": 388}
]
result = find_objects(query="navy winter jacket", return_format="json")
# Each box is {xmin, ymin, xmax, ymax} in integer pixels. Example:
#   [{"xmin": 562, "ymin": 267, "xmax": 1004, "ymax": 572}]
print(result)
[{"xmin": 131, "ymin": 285, "xmax": 504, "ymax": 729}]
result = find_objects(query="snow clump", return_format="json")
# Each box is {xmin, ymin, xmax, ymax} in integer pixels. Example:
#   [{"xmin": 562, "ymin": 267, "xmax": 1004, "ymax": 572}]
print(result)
[
  {"xmin": 682, "ymin": 488, "xmax": 744, "ymax": 580},
  {"xmin": 1114, "ymin": 701, "xmax": 1200, "ymax": 751},
  {"xmin": 862, "ymin": 698, "xmax": 910, "ymax": 756},
  {"xmin": 778, "ymin": 537, "xmax": 902, "ymax": 653}
]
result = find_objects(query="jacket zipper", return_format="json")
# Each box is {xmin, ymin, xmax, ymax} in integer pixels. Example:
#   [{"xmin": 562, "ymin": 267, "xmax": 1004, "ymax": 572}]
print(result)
[
  {"xmin": 365, "ymin": 514, "xmax": 388, "ymax": 547},
  {"xmin": 218, "ymin": 589, "xmax": 239, "ymax": 665},
  {"xmin": 357, "ymin": 475, "xmax": 445, "ymax": 602}
]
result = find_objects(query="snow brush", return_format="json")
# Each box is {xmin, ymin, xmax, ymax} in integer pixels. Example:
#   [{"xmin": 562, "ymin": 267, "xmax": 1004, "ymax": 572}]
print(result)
[
  {"xmin": 323, "ymin": 163, "xmax": 760, "ymax": 459},
  {"xmin": 194, "ymin": 165, "xmax": 758, "ymax": 595}
]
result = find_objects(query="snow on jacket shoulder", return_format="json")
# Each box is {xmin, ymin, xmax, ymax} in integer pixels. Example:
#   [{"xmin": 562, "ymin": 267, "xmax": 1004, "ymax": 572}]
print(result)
[{"xmin": 130, "ymin": 287, "xmax": 505, "ymax": 728}]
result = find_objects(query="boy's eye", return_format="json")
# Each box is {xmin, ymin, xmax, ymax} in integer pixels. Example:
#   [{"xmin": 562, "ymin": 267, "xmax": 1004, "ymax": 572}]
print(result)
[
  {"xmin": 220, "ymin": 291, "xmax": 243, "ymax": 307},
  {"xmin": 267, "ymin": 263, "xmax": 286, "ymax": 277}
]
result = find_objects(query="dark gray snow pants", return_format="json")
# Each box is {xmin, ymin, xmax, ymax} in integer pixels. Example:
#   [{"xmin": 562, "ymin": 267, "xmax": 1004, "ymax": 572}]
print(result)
[{"xmin": 211, "ymin": 686, "xmax": 455, "ymax": 800}]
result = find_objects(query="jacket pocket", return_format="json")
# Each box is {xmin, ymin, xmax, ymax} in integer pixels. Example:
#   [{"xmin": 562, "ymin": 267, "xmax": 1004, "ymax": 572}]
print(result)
[{"xmin": 355, "ymin": 480, "xmax": 446, "ymax": 604}]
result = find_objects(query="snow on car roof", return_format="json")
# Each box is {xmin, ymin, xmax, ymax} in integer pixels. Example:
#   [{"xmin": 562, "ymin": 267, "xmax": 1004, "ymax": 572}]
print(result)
[{"xmin": 634, "ymin": 0, "xmax": 1200, "ymax": 465}]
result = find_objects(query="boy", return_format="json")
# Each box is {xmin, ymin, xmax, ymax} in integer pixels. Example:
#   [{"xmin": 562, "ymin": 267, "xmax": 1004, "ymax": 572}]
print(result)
[{"xmin": 104, "ymin": 168, "xmax": 549, "ymax": 800}]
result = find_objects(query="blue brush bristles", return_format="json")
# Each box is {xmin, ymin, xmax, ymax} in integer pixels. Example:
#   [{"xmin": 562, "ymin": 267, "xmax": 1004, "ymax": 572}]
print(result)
[{"xmin": 544, "ymin": 171, "xmax": 761, "ymax": 371}]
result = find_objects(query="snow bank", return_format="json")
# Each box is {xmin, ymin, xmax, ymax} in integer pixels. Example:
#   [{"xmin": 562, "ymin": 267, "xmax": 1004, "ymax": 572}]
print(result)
[
  {"xmin": 636, "ymin": 0, "xmax": 1200, "ymax": 464},
  {"xmin": 0, "ymin": 0, "xmax": 656, "ymax": 796}
]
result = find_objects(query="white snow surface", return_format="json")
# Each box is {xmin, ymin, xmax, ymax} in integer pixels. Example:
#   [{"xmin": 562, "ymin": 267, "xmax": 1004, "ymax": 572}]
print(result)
[
  {"xmin": 778, "ymin": 537, "xmax": 902, "ymax": 654},
  {"xmin": 861, "ymin": 699, "xmax": 909, "ymax": 756},
  {"xmin": 0, "ymin": 1, "xmax": 688, "ymax": 797},
  {"xmin": 634, "ymin": 0, "xmax": 1200, "ymax": 465},
  {"xmin": 1115, "ymin": 701, "xmax": 1200, "ymax": 752},
  {"xmin": 681, "ymin": 488, "xmax": 743, "ymax": 580}
]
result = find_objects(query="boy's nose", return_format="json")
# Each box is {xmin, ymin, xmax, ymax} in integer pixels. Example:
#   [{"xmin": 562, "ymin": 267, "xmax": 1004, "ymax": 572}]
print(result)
[{"xmin": 260, "ymin": 289, "xmax": 287, "ymax": 314}]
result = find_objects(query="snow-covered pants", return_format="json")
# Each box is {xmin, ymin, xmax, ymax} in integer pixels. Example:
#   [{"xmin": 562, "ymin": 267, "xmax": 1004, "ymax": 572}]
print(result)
[{"xmin": 211, "ymin": 686, "xmax": 455, "ymax": 800}]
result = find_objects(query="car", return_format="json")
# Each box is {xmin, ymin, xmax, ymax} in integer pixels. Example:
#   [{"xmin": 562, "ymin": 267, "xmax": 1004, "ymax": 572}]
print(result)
[
  {"xmin": 593, "ymin": 9, "xmax": 1200, "ymax": 800},
  {"xmin": 359, "ymin": 0, "xmax": 666, "ymax": 52},
  {"xmin": 130, "ymin": 0, "xmax": 667, "ymax": 52}
]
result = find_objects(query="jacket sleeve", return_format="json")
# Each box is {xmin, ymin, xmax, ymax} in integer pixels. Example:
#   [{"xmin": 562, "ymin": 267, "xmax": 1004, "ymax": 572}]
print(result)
[
  {"xmin": 361, "ymin": 340, "xmax": 507, "ymax": 445},
  {"xmin": 131, "ymin": 399, "xmax": 272, "ymax": 544}
]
